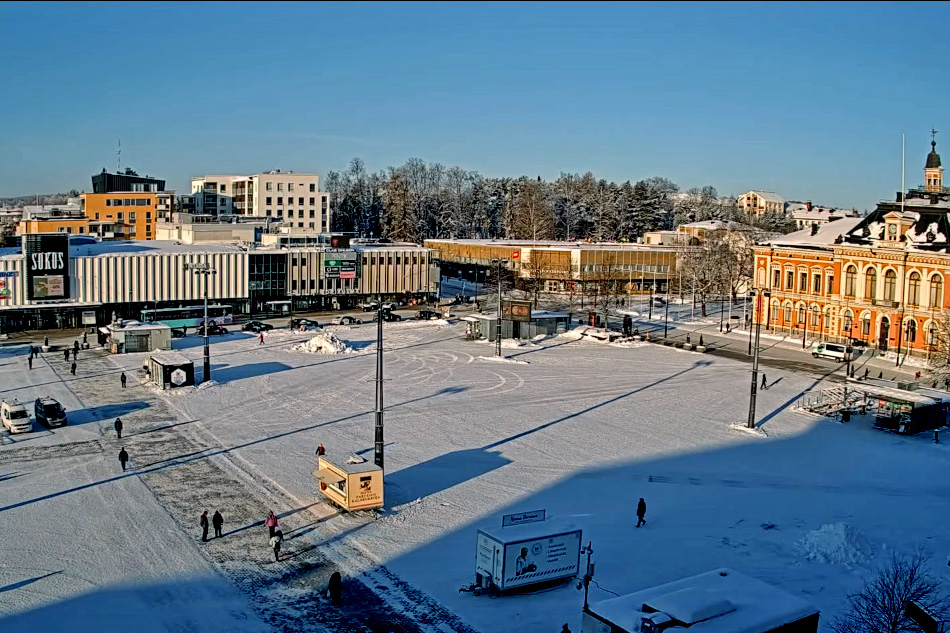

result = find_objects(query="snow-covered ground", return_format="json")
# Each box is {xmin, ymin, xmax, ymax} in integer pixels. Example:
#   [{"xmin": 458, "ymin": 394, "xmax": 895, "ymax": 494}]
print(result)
[{"xmin": 1, "ymin": 319, "xmax": 948, "ymax": 633}]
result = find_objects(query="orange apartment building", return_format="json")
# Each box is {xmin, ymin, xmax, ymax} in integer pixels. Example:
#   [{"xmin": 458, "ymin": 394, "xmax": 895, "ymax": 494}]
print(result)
[
  {"xmin": 18, "ymin": 216, "xmax": 91, "ymax": 236},
  {"xmin": 754, "ymin": 138, "xmax": 950, "ymax": 360},
  {"xmin": 80, "ymin": 191, "xmax": 174, "ymax": 240}
]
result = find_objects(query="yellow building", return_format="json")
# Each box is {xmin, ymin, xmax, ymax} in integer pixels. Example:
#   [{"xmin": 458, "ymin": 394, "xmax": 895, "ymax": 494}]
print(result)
[
  {"xmin": 81, "ymin": 191, "xmax": 174, "ymax": 240},
  {"xmin": 17, "ymin": 217, "xmax": 91, "ymax": 236},
  {"xmin": 737, "ymin": 190, "xmax": 785, "ymax": 217}
]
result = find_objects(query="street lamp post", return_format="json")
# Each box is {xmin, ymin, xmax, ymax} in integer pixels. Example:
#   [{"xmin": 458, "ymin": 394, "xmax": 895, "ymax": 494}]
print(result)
[
  {"xmin": 747, "ymin": 289, "xmax": 770, "ymax": 429},
  {"xmin": 663, "ymin": 295, "xmax": 670, "ymax": 338},
  {"xmin": 375, "ymin": 260, "xmax": 385, "ymax": 469},
  {"xmin": 492, "ymin": 258, "xmax": 508, "ymax": 357},
  {"xmin": 189, "ymin": 262, "xmax": 216, "ymax": 383}
]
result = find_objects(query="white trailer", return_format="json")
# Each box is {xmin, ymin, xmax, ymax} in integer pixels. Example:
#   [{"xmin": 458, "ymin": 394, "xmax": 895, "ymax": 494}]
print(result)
[
  {"xmin": 582, "ymin": 568, "xmax": 819, "ymax": 633},
  {"xmin": 475, "ymin": 521, "xmax": 582, "ymax": 592}
]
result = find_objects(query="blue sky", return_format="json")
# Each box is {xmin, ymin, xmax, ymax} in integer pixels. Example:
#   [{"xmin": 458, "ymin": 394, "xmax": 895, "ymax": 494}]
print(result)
[{"xmin": 0, "ymin": 1, "xmax": 945, "ymax": 211}]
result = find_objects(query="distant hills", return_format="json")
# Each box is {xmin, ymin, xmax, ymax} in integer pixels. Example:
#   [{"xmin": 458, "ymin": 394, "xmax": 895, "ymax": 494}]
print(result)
[{"xmin": 1, "ymin": 192, "xmax": 77, "ymax": 207}]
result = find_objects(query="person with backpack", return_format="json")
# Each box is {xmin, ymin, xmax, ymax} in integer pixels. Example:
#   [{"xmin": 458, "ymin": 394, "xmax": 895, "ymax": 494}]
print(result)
[
  {"xmin": 270, "ymin": 530, "xmax": 283, "ymax": 561},
  {"xmin": 212, "ymin": 510, "xmax": 224, "ymax": 538},
  {"xmin": 120, "ymin": 372, "xmax": 127, "ymax": 388},
  {"xmin": 118, "ymin": 447, "xmax": 129, "ymax": 472}
]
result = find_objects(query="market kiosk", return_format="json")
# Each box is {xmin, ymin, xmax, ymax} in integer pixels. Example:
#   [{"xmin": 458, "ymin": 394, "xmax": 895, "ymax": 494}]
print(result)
[{"xmin": 315, "ymin": 456, "xmax": 384, "ymax": 512}]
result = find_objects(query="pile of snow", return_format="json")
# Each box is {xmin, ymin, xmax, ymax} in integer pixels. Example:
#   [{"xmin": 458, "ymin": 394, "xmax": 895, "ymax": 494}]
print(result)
[
  {"xmin": 480, "ymin": 338, "xmax": 539, "ymax": 349},
  {"xmin": 291, "ymin": 331, "xmax": 352, "ymax": 355},
  {"xmin": 610, "ymin": 340, "xmax": 650, "ymax": 349},
  {"xmin": 477, "ymin": 355, "xmax": 530, "ymax": 365},
  {"xmin": 797, "ymin": 522, "xmax": 876, "ymax": 566}
]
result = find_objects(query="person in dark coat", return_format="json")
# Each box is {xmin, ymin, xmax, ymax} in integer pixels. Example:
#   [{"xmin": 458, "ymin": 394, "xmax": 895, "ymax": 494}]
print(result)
[
  {"xmin": 83, "ymin": 332, "xmax": 88, "ymax": 345},
  {"xmin": 114, "ymin": 417, "xmax": 123, "ymax": 439},
  {"xmin": 44, "ymin": 336, "xmax": 49, "ymax": 347},
  {"xmin": 636, "ymin": 497, "xmax": 647, "ymax": 527},
  {"xmin": 70, "ymin": 361, "xmax": 77, "ymax": 375},
  {"xmin": 328, "ymin": 571, "xmax": 343, "ymax": 605},
  {"xmin": 212, "ymin": 510, "xmax": 224, "ymax": 538},
  {"xmin": 200, "ymin": 510, "xmax": 210, "ymax": 542},
  {"xmin": 118, "ymin": 447, "xmax": 129, "ymax": 471},
  {"xmin": 64, "ymin": 348, "xmax": 70, "ymax": 362},
  {"xmin": 73, "ymin": 340, "xmax": 79, "ymax": 353},
  {"xmin": 316, "ymin": 443, "xmax": 326, "ymax": 457},
  {"xmin": 561, "ymin": 625, "xmax": 572, "ymax": 633},
  {"xmin": 761, "ymin": 373, "xmax": 768, "ymax": 390},
  {"xmin": 28, "ymin": 356, "xmax": 32, "ymax": 370},
  {"xmin": 120, "ymin": 372, "xmax": 127, "ymax": 388},
  {"xmin": 72, "ymin": 348, "xmax": 78, "ymax": 361}
]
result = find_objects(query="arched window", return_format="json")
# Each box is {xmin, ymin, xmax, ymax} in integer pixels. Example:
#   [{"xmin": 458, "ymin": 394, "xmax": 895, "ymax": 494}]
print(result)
[
  {"xmin": 928, "ymin": 323, "xmax": 938, "ymax": 346},
  {"xmin": 865, "ymin": 268, "xmax": 877, "ymax": 300},
  {"xmin": 811, "ymin": 305, "xmax": 820, "ymax": 326},
  {"xmin": 931, "ymin": 274, "xmax": 944, "ymax": 308},
  {"xmin": 908, "ymin": 272, "xmax": 921, "ymax": 306},
  {"xmin": 844, "ymin": 266, "xmax": 857, "ymax": 297},
  {"xmin": 842, "ymin": 310, "xmax": 853, "ymax": 333},
  {"xmin": 798, "ymin": 305, "xmax": 806, "ymax": 324},
  {"xmin": 784, "ymin": 304, "xmax": 792, "ymax": 323},
  {"xmin": 906, "ymin": 319, "xmax": 917, "ymax": 343},
  {"xmin": 884, "ymin": 270, "xmax": 897, "ymax": 301},
  {"xmin": 770, "ymin": 299, "xmax": 780, "ymax": 322},
  {"xmin": 861, "ymin": 314, "xmax": 871, "ymax": 336}
]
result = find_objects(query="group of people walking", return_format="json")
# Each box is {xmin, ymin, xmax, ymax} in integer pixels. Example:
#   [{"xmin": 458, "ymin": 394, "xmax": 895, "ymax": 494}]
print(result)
[{"xmin": 200, "ymin": 510, "xmax": 225, "ymax": 541}]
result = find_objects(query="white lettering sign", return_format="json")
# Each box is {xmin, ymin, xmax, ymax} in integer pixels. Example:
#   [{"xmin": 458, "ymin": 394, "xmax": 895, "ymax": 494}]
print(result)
[{"xmin": 30, "ymin": 252, "xmax": 65, "ymax": 271}]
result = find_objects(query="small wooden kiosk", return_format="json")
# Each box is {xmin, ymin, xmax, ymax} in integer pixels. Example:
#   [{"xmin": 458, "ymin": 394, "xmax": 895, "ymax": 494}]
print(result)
[{"xmin": 315, "ymin": 456, "xmax": 384, "ymax": 512}]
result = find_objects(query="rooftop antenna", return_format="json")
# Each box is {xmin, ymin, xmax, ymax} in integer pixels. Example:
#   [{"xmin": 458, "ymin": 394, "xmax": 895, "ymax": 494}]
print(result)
[{"xmin": 117, "ymin": 139, "xmax": 121, "ymax": 173}]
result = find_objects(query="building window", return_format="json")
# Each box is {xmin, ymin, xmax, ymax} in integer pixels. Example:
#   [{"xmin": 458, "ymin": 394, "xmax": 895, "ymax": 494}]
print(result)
[
  {"xmin": 908, "ymin": 272, "xmax": 921, "ymax": 306},
  {"xmin": 146, "ymin": 212, "xmax": 151, "ymax": 220},
  {"xmin": 772, "ymin": 270, "xmax": 780, "ymax": 288},
  {"xmin": 277, "ymin": 183, "xmax": 284, "ymax": 191},
  {"xmin": 309, "ymin": 197, "xmax": 316, "ymax": 205},
  {"xmin": 117, "ymin": 212, "xmax": 123, "ymax": 220},
  {"xmin": 798, "ymin": 306, "xmax": 805, "ymax": 324},
  {"xmin": 906, "ymin": 319, "xmax": 917, "ymax": 343},
  {"xmin": 220, "ymin": 184, "xmax": 226, "ymax": 192},
  {"xmin": 884, "ymin": 270, "xmax": 896, "ymax": 301},
  {"xmin": 786, "ymin": 271, "xmax": 793, "ymax": 289},
  {"xmin": 288, "ymin": 183, "xmax": 294, "ymax": 191},
  {"xmin": 130, "ymin": 226, "xmax": 136, "ymax": 235},
  {"xmin": 784, "ymin": 304, "xmax": 792, "ymax": 323},
  {"xmin": 130, "ymin": 212, "xmax": 136, "ymax": 221},
  {"xmin": 310, "ymin": 183, "xmax": 316, "ymax": 192},
  {"xmin": 277, "ymin": 197, "xmax": 283, "ymax": 205},
  {"xmin": 864, "ymin": 268, "xmax": 877, "ymax": 300},
  {"xmin": 930, "ymin": 275, "xmax": 943, "ymax": 308},
  {"xmin": 842, "ymin": 311, "xmax": 853, "ymax": 333},
  {"xmin": 297, "ymin": 222, "xmax": 304, "ymax": 228},
  {"xmin": 95, "ymin": 212, "xmax": 100, "ymax": 220},
  {"xmin": 844, "ymin": 266, "xmax": 856, "ymax": 297},
  {"xmin": 309, "ymin": 222, "xmax": 314, "ymax": 229},
  {"xmin": 309, "ymin": 209, "xmax": 315, "ymax": 218},
  {"xmin": 827, "ymin": 275, "xmax": 833, "ymax": 295},
  {"xmin": 811, "ymin": 306, "xmax": 820, "ymax": 327},
  {"xmin": 266, "ymin": 182, "xmax": 273, "ymax": 191},
  {"xmin": 322, "ymin": 197, "xmax": 328, "ymax": 209},
  {"xmin": 145, "ymin": 225, "xmax": 151, "ymax": 235},
  {"xmin": 299, "ymin": 210, "xmax": 305, "ymax": 218},
  {"xmin": 799, "ymin": 272, "xmax": 807, "ymax": 292},
  {"xmin": 928, "ymin": 324, "xmax": 938, "ymax": 346},
  {"xmin": 813, "ymin": 273, "xmax": 821, "ymax": 294},
  {"xmin": 79, "ymin": 227, "xmax": 84, "ymax": 234}
]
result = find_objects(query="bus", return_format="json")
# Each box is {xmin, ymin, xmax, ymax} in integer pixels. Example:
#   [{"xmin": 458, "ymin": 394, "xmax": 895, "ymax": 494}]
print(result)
[{"xmin": 140, "ymin": 305, "xmax": 234, "ymax": 329}]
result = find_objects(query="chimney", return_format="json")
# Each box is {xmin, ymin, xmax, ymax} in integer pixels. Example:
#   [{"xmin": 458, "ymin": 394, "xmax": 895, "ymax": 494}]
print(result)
[
  {"xmin": 810, "ymin": 223, "xmax": 820, "ymax": 236},
  {"xmin": 896, "ymin": 192, "xmax": 904, "ymax": 202},
  {"xmin": 806, "ymin": 201, "xmax": 812, "ymax": 211}
]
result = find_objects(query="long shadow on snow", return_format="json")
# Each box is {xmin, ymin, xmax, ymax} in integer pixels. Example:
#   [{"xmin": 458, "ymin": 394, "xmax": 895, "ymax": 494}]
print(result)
[{"xmin": 65, "ymin": 401, "xmax": 150, "ymax": 427}]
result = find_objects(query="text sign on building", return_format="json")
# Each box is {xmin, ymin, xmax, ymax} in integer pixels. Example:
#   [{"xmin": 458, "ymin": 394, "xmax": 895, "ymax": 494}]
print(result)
[
  {"xmin": 502, "ymin": 509, "xmax": 546, "ymax": 528},
  {"xmin": 24, "ymin": 234, "xmax": 70, "ymax": 301},
  {"xmin": 0, "ymin": 271, "xmax": 16, "ymax": 278},
  {"xmin": 502, "ymin": 299, "xmax": 532, "ymax": 322},
  {"xmin": 324, "ymin": 250, "xmax": 358, "ymax": 280}
]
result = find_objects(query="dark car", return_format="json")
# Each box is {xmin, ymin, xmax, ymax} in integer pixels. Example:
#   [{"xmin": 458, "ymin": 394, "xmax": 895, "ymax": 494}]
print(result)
[
  {"xmin": 373, "ymin": 311, "xmax": 403, "ymax": 322},
  {"xmin": 242, "ymin": 320, "xmax": 274, "ymax": 333},
  {"xmin": 34, "ymin": 397, "xmax": 67, "ymax": 428},
  {"xmin": 417, "ymin": 309, "xmax": 441, "ymax": 320},
  {"xmin": 362, "ymin": 301, "xmax": 396, "ymax": 312},
  {"xmin": 291, "ymin": 318, "xmax": 320, "ymax": 330},
  {"xmin": 196, "ymin": 323, "xmax": 229, "ymax": 336},
  {"xmin": 170, "ymin": 327, "xmax": 186, "ymax": 338}
]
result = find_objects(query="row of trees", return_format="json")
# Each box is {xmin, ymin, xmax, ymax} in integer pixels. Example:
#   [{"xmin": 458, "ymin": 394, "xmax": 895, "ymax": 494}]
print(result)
[{"xmin": 326, "ymin": 158, "xmax": 796, "ymax": 243}]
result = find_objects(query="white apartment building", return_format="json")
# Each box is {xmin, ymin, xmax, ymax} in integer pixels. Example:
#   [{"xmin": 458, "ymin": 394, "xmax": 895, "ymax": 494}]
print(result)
[
  {"xmin": 190, "ymin": 171, "xmax": 330, "ymax": 231},
  {"xmin": 737, "ymin": 190, "xmax": 785, "ymax": 217}
]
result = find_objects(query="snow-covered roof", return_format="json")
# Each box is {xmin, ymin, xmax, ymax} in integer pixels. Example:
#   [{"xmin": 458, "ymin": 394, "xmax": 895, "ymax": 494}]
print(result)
[
  {"xmin": 150, "ymin": 352, "xmax": 193, "ymax": 366},
  {"xmin": 679, "ymin": 220, "xmax": 750, "ymax": 231},
  {"xmin": 478, "ymin": 519, "xmax": 580, "ymax": 544},
  {"xmin": 788, "ymin": 208, "xmax": 855, "ymax": 221},
  {"xmin": 589, "ymin": 568, "xmax": 817, "ymax": 633},
  {"xmin": 740, "ymin": 191, "xmax": 784, "ymax": 203},
  {"xmin": 761, "ymin": 216, "xmax": 864, "ymax": 247}
]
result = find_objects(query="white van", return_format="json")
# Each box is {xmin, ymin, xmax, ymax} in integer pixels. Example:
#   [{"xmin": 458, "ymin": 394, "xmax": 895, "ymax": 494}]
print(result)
[
  {"xmin": 1, "ymin": 401, "xmax": 32, "ymax": 434},
  {"xmin": 812, "ymin": 342, "xmax": 848, "ymax": 362}
]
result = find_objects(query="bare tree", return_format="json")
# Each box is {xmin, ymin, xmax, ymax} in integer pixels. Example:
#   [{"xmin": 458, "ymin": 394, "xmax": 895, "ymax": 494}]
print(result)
[
  {"xmin": 588, "ymin": 252, "xmax": 620, "ymax": 332},
  {"xmin": 832, "ymin": 549, "xmax": 949, "ymax": 633},
  {"xmin": 926, "ymin": 309, "xmax": 950, "ymax": 380}
]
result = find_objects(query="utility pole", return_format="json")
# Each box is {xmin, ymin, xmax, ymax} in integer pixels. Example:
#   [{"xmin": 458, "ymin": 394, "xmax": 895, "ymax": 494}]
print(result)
[
  {"xmin": 188, "ymin": 262, "xmax": 216, "ymax": 383},
  {"xmin": 663, "ymin": 295, "xmax": 670, "ymax": 338},
  {"xmin": 748, "ymin": 289, "xmax": 769, "ymax": 428},
  {"xmin": 493, "ymin": 258, "xmax": 508, "ymax": 357},
  {"xmin": 375, "ymin": 261, "xmax": 385, "ymax": 470},
  {"xmin": 581, "ymin": 542, "xmax": 594, "ymax": 612}
]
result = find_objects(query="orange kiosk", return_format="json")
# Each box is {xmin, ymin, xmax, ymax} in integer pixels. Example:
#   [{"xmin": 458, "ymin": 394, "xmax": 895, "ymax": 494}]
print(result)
[{"xmin": 315, "ymin": 456, "xmax": 384, "ymax": 512}]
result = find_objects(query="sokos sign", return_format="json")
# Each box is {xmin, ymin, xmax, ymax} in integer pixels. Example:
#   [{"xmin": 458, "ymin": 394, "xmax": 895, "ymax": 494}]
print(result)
[{"xmin": 25, "ymin": 234, "xmax": 70, "ymax": 301}]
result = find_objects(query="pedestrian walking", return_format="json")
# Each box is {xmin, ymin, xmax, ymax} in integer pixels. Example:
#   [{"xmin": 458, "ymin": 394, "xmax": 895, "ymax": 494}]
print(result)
[
  {"xmin": 44, "ymin": 336, "xmax": 49, "ymax": 347},
  {"xmin": 212, "ymin": 510, "xmax": 224, "ymax": 538},
  {"xmin": 118, "ymin": 447, "xmax": 129, "ymax": 471},
  {"xmin": 72, "ymin": 348, "xmax": 78, "ymax": 361},
  {"xmin": 28, "ymin": 356, "xmax": 32, "ymax": 370},
  {"xmin": 83, "ymin": 332, "xmax": 88, "ymax": 345},
  {"xmin": 316, "ymin": 443, "xmax": 326, "ymax": 457},
  {"xmin": 270, "ymin": 530, "xmax": 283, "ymax": 561},
  {"xmin": 265, "ymin": 510, "xmax": 278, "ymax": 537},
  {"xmin": 686, "ymin": 333, "xmax": 691, "ymax": 344},
  {"xmin": 636, "ymin": 497, "xmax": 647, "ymax": 528},
  {"xmin": 120, "ymin": 372, "xmax": 127, "ymax": 388},
  {"xmin": 73, "ymin": 340, "xmax": 79, "ymax": 353},
  {"xmin": 916, "ymin": 371, "xmax": 922, "ymax": 380},
  {"xmin": 699, "ymin": 335, "xmax": 704, "ymax": 346},
  {"xmin": 70, "ymin": 361, "xmax": 77, "ymax": 375},
  {"xmin": 259, "ymin": 331, "xmax": 265, "ymax": 345},
  {"xmin": 114, "ymin": 417, "xmax": 123, "ymax": 439},
  {"xmin": 878, "ymin": 371, "xmax": 883, "ymax": 379},
  {"xmin": 761, "ymin": 373, "xmax": 768, "ymax": 390},
  {"xmin": 200, "ymin": 511, "xmax": 210, "ymax": 542},
  {"xmin": 327, "ymin": 571, "xmax": 343, "ymax": 605},
  {"xmin": 864, "ymin": 368, "xmax": 869, "ymax": 380},
  {"xmin": 64, "ymin": 348, "xmax": 70, "ymax": 362}
]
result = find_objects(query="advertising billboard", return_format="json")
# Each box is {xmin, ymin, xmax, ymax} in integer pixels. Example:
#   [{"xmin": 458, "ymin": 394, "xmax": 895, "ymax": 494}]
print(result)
[
  {"xmin": 500, "ymin": 529, "xmax": 582, "ymax": 590},
  {"xmin": 25, "ymin": 234, "xmax": 70, "ymax": 301},
  {"xmin": 324, "ymin": 250, "xmax": 359, "ymax": 280},
  {"xmin": 502, "ymin": 299, "xmax": 532, "ymax": 322}
]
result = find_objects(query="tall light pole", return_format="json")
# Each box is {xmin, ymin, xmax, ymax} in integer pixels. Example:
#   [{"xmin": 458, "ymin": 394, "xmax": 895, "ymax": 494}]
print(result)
[
  {"xmin": 375, "ymin": 255, "xmax": 385, "ymax": 469},
  {"xmin": 189, "ymin": 262, "xmax": 216, "ymax": 383},
  {"xmin": 492, "ymin": 258, "xmax": 507, "ymax": 357},
  {"xmin": 747, "ymin": 289, "xmax": 770, "ymax": 429},
  {"xmin": 663, "ymin": 295, "xmax": 670, "ymax": 338}
]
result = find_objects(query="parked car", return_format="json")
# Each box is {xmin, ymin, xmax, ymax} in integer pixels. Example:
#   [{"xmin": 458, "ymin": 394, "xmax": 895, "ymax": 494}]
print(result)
[
  {"xmin": 417, "ymin": 309, "xmax": 441, "ymax": 320},
  {"xmin": 242, "ymin": 320, "xmax": 274, "ymax": 333},
  {"xmin": 362, "ymin": 301, "xmax": 396, "ymax": 312},
  {"xmin": 291, "ymin": 318, "xmax": 320, "ymax": 330},
  {"xmin": 812, "ymin": 342, "xmax": 848, "ymax": 362},
  {"xmin": 332, "ymin": 315, "xmax": 363, "ymax": 326},
  {"xmin": 373, "ymin": 311, "xmax": 403, "ymax": 322},
  {"xmin": 34, "ymin": 397, "xmax": 67, "ymax": 428},
  {"xmin": 196, "ymin": 323, "xmax": 229, "ymax": 336},
  {"xmin": 170, "ymin": 327, "xmax": 186, "ymax": 338},
  {"xmin": 1, "ymin": 400, "xmax": 32, "ymax": 434}
]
